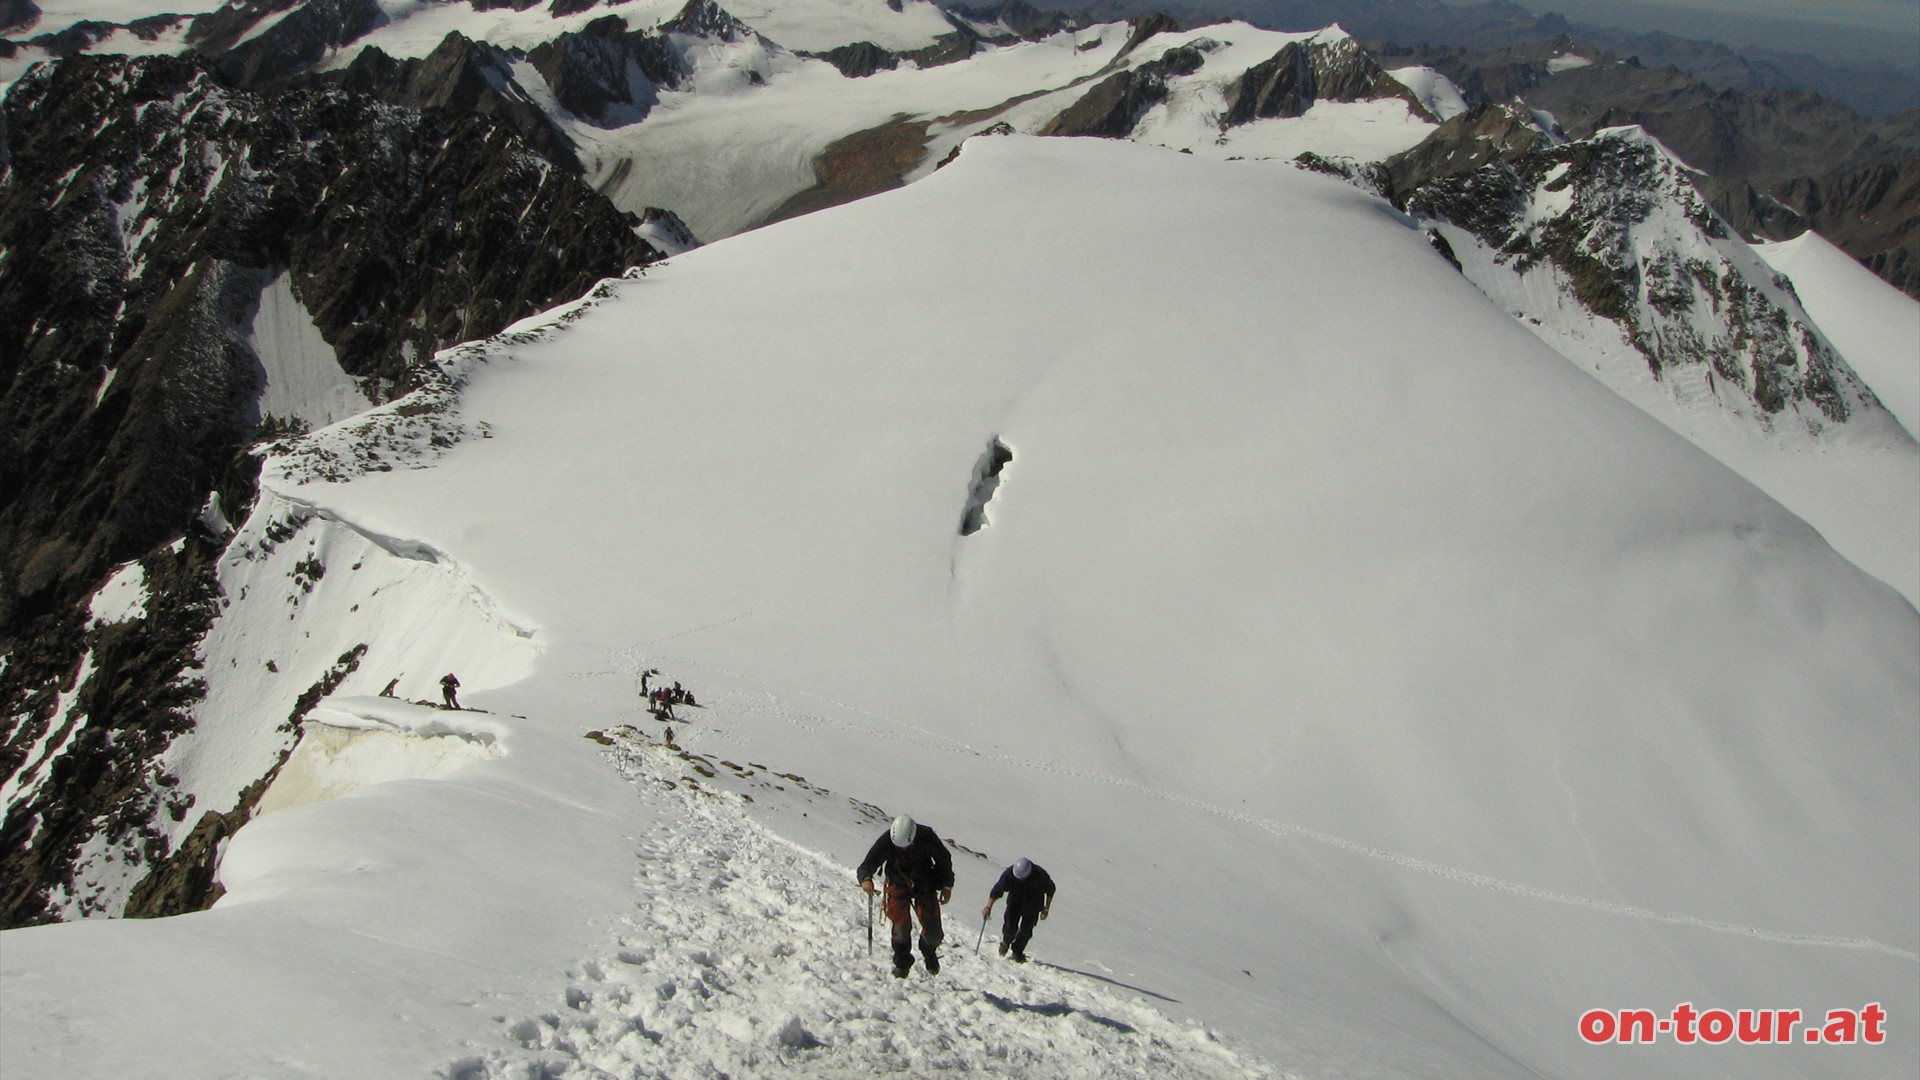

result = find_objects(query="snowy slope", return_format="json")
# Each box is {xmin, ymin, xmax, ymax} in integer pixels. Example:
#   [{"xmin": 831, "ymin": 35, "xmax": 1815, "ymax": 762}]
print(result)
[
  {"xmin": 5, "ymin": 135, "xmax": 1913, "ymax": 1080},
  {"xmin": 1757, "ymin": 231, "xmax": 1920, "ymax": 440},
  {"xmin": 1417, "ymin": 127, "xmax": 1920, "ymax": 606}
]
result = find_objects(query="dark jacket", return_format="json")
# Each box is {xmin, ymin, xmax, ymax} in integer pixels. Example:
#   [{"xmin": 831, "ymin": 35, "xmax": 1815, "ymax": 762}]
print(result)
[
  {"xmin": 856, "ymin": 824, "xmax": 955, "ymax": 895},
  {"xmin": 989, "ymin": 863, "xmax": 1056, "ymax": 915}
]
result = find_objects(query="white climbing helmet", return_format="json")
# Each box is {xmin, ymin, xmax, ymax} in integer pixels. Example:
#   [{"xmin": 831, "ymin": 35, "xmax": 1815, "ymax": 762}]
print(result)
[
  {"xmin": 1012, "ymin": 857, "xmax": 1032, "ymax": 880},
  {"xmin": 889, "ymin": 815, "xmax": 917, "ymax": 848}
]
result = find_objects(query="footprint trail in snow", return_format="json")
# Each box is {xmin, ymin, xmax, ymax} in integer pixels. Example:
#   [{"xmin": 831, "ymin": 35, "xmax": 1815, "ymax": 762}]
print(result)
[{"xmin": 447, "ymin": 730, "xmax": 1277, "ymax": 1079}]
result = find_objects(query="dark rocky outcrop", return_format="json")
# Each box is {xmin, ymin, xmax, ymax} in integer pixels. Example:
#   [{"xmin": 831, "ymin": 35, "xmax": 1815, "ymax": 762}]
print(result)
[
  {"xmin": 1223, "ymin": 36, "xmax": 1433, "ymax": 128},
  {"xmin": 0, "ymin": 48, "xmax": 662, "ymax": 633},
  {"xmin": 1383, "ymin": 101, "xmax": 1552, "ymax": 203},
  {"xmin": 330, "ymin": 35, "xmax": 582, "ymax": 167},
  {"xmin": 946, "ymin": 0, "xmax": 1075, "ymax": 44},
  {"xmin": 0, "ymin": 531, "xmax": 235, "ymax": 925},
  {"xmin": 0, "ymin": 54, "xmax": 668, "ymax": 925},
  {"xmin": 1364, "ymin": 35, "xmax": 1920, "ymax": 297},
  {"xmin": 660, "ymin": 0, "xmax": 755, "ymax": 42},
  {"xmin": 192, "ymin": 0, "xmax": 388, "ymax": 86},
  {"xmin": 1407, "ymin": 129, "xmax": 1868, "ymax": 422},
  {"xmin": 1768, "ymin": 157, "xmax": 1920, "ymax": 298},
  {"xmin": 526, "ymin": 15, "xmax": 685, "ymax": 123},
  {"xmin": 0, "ymin": 0, "xmax": 37, "ymax": 33},
  {"xmin": 810, "ymin": 41, "xmax": 902, "ymax": 79},
  {"xmin": 803, "ymin": 32, "xmax": 979, "ymax": 79},
  {"xmin": 1114, "ymin": 13, "xmax": 1180, "ymax": 60},
  {"xmin": 1041, "ymin": 45, "xmax": 1205, "ymax": 138}
]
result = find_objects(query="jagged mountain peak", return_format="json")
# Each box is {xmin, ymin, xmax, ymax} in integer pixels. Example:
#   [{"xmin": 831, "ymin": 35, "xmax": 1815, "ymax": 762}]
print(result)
[
  {"xmin": 659, "ymin": 0, "xmax": 760, "ymax": 42},
  {"xmin": 1223, "ymin": 28, "xmax": 1434, "ymax": 127},
  {"xmin": 1409, "ymin": 122, "xmax": 1887, "ymax": 434},
  {"xmin": 1384, "ymin": 98, "xmax": 1557, "ymax": 197}
]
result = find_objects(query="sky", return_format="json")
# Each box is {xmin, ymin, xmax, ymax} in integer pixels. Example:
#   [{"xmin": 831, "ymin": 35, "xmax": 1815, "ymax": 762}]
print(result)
[
  {"xmin": 1556, "ymin": 0, "xmax": 1918, "ymax": 33},
  {"xmin": 1484, "ymin": 0, "xmax": 1920, "ymax": 68}
]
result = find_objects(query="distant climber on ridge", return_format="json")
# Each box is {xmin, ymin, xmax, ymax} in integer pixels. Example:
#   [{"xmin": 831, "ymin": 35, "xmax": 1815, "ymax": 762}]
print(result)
[
  {"xmin": 440, "ymin": 672, "xmax": 461, "ymax": 710},
  {"xmin": 857, "ymin": 814, "xmax": 955, "ymax": 978},
  {"xmin": 981, "ymin": 857, "xmax": 1055, "ymax": 963}
]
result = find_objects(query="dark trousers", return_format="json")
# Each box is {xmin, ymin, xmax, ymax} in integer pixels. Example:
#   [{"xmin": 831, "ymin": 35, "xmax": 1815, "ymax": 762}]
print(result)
[
  {"xmin": 1002, "ymin": 907, "xmax": 1039, "ymax": 957},
  {"xmin": 884, "ymin": 881, "xmax": 943, "ymax": 967}
]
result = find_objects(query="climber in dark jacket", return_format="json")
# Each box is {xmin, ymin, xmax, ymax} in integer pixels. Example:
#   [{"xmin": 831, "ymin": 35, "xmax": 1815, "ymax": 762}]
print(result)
[
  {"xmin": 857, "ymin": 814, "xmax": 955, "ymax": 978},
  {"xmin": 981, "ymin": 857, "xmax": 1055, "ymax": 963}
]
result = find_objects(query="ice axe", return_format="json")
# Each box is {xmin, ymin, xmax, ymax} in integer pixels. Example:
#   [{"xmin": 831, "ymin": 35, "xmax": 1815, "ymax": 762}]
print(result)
[
  {"xmin": 866, "ymin": 886, "xmax": 874, "ymax": 957},
  {"xmin": 974, "ymin": 911, "xmax": 988, "ymax": 955}
]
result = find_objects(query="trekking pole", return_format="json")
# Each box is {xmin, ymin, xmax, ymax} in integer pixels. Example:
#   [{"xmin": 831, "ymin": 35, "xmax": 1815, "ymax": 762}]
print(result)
[
  {"xmin": 866, "ymin": 889, "xmax": 874, "ymax": 957},
  {"xmin": 975, "ymin": 912, "xmax": 988, "ymax": 955}
]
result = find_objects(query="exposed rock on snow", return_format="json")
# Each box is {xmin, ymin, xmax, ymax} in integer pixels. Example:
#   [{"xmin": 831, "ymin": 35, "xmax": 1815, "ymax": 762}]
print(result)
[
  {"xmin": 1383, "ymin": 99, "xmax": 1556, "ymax": 201},
  {"xmin": 523, "ymin": 14, "xmax": 685, "ymax": 126},
  {"xmin": 1408, "ymin": 126, "xmax": 1879, "ymax": 431},
  {"xmin": 958, "ymin": 437, "xmax": 1012, "ymax": 536},
  {"xmin": 1223, "ymin": 32, "xmax": 1433, "ymax": 128},
  {"xmin": 1040, "ymin": 43, "xmax": 1203, "ymax": 139}
]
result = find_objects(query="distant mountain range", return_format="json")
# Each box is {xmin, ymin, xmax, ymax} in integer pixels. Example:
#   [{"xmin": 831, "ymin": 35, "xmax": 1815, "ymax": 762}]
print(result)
[{"xmin": 1052, "ymin": 0, "xmax": 1920, "ymax": 116}]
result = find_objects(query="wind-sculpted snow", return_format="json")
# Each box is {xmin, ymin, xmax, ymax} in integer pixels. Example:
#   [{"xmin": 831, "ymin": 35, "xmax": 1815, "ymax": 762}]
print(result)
[
  {"xmin": 254, "ymin": 700, "xmax": 503, "ymax": 817},
  {"xmin": 455, "ymin": 728, "xmax": 1273, "ymax": 1079}
]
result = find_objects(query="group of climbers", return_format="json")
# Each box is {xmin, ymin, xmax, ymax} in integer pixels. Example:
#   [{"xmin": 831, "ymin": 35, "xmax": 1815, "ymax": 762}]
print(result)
[
  {"xmin": 639, "ymin": 667, "xmax": 697, "ymax": 721},
  {"xmin": 856, "ymin": 814, "xmax": 1055, "ymax": 978}
]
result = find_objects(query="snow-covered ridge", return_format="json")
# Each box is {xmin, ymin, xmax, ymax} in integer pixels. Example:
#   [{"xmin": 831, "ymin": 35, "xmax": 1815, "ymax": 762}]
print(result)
[
  {"xmin": 1411, "ymin": 123, "xmax": 1882, "ymax": 431},
  {"xmin": 8, "ymin": 134, "xmax": 1907, "ymax": 1080},
  {"xmin": 1758, "ymin": 230, "xmax": 1920, "ymax": 439},
  {"xmin": 265, "ymin": 265, "xmax": 645, "ymax": 487},
  {"xmin": 1403, "ymin": 122, "xmax": 1919, "ymax": 603}
]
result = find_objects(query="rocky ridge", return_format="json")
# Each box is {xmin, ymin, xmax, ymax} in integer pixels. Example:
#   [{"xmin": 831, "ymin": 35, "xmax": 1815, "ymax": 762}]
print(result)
[
  {"xmin": 1224, "ymin": 31, "xmax": 1430, "ymax": 125},
  {"xmin": 1371, "ymin": 35, "xmax": 1920, "ymax": 298},
  {"xmin": 1404, "ymin": 127, "xmax": 1876, "ymax": 429},
  {"xmin": 0, "ymin": 52, "xmax": 674, "ymax": 925}
]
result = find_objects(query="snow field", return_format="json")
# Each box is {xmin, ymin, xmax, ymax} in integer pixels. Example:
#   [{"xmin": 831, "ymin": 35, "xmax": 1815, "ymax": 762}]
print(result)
[
  {"xmin": 245, "ymin": 267, "xmax": 373, "ymax": 432},
  {"xmin": 458, "ymin": 729, "xmax": 1275, "ymax": 1079}
]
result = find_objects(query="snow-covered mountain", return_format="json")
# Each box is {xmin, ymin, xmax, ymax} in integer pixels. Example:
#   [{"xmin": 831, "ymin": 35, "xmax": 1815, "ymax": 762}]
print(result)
[
  {"xmin": 2, "ymin": 2, "xmax": 1917, "ymax": 1077},
  {"xmin": 1396, "ymin": 117, "xmax": 1920, "ymax": 603},
  {"xmin": 5, "ymin": 132, "xmax": 1916, "ymax": 1080}
]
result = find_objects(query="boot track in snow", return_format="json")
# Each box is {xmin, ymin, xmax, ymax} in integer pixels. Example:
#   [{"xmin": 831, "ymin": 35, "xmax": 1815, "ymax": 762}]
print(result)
[{"xmin": 445, "ymin": 729, "xmax": 1276, "ymax": 1079}]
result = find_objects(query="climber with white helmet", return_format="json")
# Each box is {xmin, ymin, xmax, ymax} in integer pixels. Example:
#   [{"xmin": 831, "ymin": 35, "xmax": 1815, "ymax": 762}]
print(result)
[
  {"xmin": 981, "ymin": 857, "xmax": 1055, "ymax": 963},
  {"xmin": 857, "ymin": 814, "xmax": 955, "ymax": 978}
]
